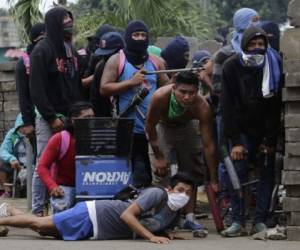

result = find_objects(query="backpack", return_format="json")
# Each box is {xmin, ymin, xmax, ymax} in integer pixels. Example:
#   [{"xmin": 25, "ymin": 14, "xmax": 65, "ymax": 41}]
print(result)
[
  {"xmin": 50, "ymin": 130, "xmax": 71, "ymax": 180},
  {"xmin": 111, "ymin": 50, "xmax": 160, "ymax": 117}
]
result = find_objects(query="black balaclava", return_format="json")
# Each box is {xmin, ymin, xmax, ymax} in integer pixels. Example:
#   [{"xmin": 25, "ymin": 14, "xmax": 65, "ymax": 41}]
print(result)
[
  {"xmin": 160, "ymin": 36, "xmax": 189, "ymax": 70},
  {"xmin": 87, "ymin": 24, "xmax": 116, "ymax": 54},
  {"xmin": 124, "ymin": 20, "xmax": 149, "ymax": 65},
  {"xmin": 260, "ymin": 21, "xmax": 280, "ymax": 52},
  {"xmin": 26, "ymin": 23, "xmax": 45, "ymax": 54},
  {"xmin": 45, "ymin": 7, "xmax": 73, "ymax": 58}
]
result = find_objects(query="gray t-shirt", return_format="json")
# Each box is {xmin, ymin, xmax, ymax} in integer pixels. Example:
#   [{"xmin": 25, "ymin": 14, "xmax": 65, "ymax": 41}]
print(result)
[{"xmin": 88, "ymin": 187, "xmax": 177, "ymax": 240}]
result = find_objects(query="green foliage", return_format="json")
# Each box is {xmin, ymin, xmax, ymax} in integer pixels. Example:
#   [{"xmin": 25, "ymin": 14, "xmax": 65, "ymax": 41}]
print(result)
[
  {"xmin": 0, "ymin": 8, "xmax": 9, "ymax": 16},
  {"xmin": 7, "ymin": 0, "xmax": 43, "ymax": 45},
  {"xmin": 72, "ymin": 0, "xmax": 221, "ymax": 46}
]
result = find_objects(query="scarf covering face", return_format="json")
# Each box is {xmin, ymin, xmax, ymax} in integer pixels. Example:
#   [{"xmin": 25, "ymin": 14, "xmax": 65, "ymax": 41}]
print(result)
[
  {"xmin": 260, "ymin": 21, "xmax": 280, "ymax": 52},
  {"xmin": 241, "ymin": 48, "xmax": 265, "ymax": 68},
  {"xmin": 168, "ymin": 91, "xmax": 186, "ymax": 119},
  {"xmin": 231, "ymin": 8, "xmax": 259, "ymax": 54},
  {"xmin": 161, "ymin": 36, "xmax": 189, "ymax": 70},
  {"xmin": 124, "ymin": 20, "xmax": 149, "ymax": 65}
]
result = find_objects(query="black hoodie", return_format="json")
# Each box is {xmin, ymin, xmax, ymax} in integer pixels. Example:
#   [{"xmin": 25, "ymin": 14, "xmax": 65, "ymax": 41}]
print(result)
[
  {"xmin": 220, "ymin": 27, "xmax": 282, "ymax": 147},
  {"xmin": 30, "ymin": 7, "xmax": 82, "ymax": 122}
]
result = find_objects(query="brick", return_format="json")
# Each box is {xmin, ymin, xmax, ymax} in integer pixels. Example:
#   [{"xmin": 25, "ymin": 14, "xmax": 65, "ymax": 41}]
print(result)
[
  {"xmin": 0, "ymin": 71, "xmax": 15, "ymax": 82},
  {"xmin": 285, "ymin": 73, "xmax": 300, "ymax": 87},
  {"xmin": 285, "ymin": 114, "xmax": 300, "ymax": 127},
  {"xmin": 287, "ymin": 226, "xmax": 300, "ymax": 241},
  {"xmin": 3, "ymin": 100, "xmax": 19, "ymax": 111},
  {"xmin": 4, "ymin": 120, "xmax": 16, "ymax": 130},
  {"xmin": 286, "ymin": 143, "xmax": 300, "ymax": 156},
  {"xmin": 284, "ymin": 59, "xmax": 300, "ymax": 73},
  {"xmin": 283, "ymin": 197, "xmax": 300, "ymax": 211},
  {"xmin": 284, "ymin": 157, "xmax": 300, "ymax": 170},
  {"xmin": 285, "ymin": 102, "xmax": 300, "ymax": 114},
  {"xmin": 282, "ymin": 171, "xmax": 300, "ymax": 185},
  {"xmin": 0, "ymin": 81, "xmax": 16, "ymax": 92},
  {"xmin": 288, "ymin": 212, "xmax": 300, "ymax": 226},
  {"xmin": 0, "ymin": 61, "xmax": 16, "ymax": 71},
  {"xmin": 3, "ymin": 92, "xmax": 18, "ymax": 101},
  {"xmin": 286, "ymin": 185, "xmax": 300, "ymax": 197},
  {"xmin": 282, "ymin": 88, "xmax": 300, "ymax": 101},
  {"xmin": 3, "ymin": 110, "xmax": 19, "ymax": 121},
  {"xmin": 286, "ymin": 128, "xmax": 300, "ymax": 141},
  {"xmin": 281, "ymin": 29, "xmax": 300, "ymax": 60}
]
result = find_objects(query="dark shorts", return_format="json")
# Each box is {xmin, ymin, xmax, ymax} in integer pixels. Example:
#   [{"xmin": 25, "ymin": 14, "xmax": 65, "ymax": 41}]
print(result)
[{"xmin": 52, "ymin": 202, "xmax": 93, "ymax": 240}]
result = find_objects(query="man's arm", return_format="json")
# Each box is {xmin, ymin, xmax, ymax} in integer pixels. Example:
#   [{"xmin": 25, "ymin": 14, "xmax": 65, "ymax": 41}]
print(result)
[
  {"xmin": 120, "ymin": 202, "xmax": 170, "ymax": 244},
  {"xmin": 145, "ymin": 91, "xmax": 168, "ymax": 176},
  {"xmin": 100, "ymin": 54, "xmax": 145, "ymax": 97},
  {"xmin": 198, "ymin": 102, "xmax": 218, "ymax": 184}
]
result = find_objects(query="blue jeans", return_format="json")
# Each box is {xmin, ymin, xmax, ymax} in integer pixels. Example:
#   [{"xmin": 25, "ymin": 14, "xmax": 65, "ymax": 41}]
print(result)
[
  {"xmin": 224, "ymin": 135, "xmax": 275, "ymax": 225},
  {"xmin": 50, "ymin": 186, "xmax": 76, "ymax": 214},
  {"xmin": 32, "ymin": 116, "xmax": 53, "ymax": 215}
]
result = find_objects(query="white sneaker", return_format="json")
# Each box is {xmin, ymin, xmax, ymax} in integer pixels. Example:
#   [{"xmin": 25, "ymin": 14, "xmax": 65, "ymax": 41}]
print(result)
[{"xmin": 0, "ymin": 203, "xmax": 10, "ymax": 218}]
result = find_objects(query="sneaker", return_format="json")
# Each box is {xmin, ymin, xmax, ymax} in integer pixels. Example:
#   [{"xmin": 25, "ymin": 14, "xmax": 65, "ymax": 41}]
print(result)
[
  {"xmin": 182, "ymin": 220, "xmax": 206, "ymax": 231},
  {"xmin": 251, "ymin": 222, "xmax": 268, "ymax": 234},
  {"xmin": 221, "ymin": 222, "xmax": 247, "ymax": 237},
  {"xmin": 0, "ymin": 203, "xmax": 11, "ymax": 218}
]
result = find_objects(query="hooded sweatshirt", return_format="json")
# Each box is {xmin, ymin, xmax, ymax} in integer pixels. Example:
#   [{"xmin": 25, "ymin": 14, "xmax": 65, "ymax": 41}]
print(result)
[
  {"xmin": 0, "ymin": 114, "xmax": 26, "ymax": 164},
  {"xmin": 30, "ymin": 7, "xmax": 82, "ymax": 122},
  {"xmin": 221, "ymin": 27, "xmax": 282, "ymax": 147}
]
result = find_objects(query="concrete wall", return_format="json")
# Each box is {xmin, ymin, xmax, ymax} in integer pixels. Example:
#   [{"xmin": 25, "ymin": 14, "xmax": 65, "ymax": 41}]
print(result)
[{"xmin": 0, "ymin": 61, "xmax": 19, "ymax": 142}]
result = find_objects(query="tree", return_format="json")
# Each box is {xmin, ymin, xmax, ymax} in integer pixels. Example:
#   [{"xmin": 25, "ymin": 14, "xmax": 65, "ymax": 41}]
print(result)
[{"xmin": 72, "ymin": 0, "xmax": 221, "ymax": 46}]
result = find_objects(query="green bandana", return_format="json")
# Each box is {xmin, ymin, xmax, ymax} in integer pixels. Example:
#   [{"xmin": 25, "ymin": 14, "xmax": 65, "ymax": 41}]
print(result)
[{"xmin": 168, "ymin": 92, "xmax": 186, "ymax": 119}]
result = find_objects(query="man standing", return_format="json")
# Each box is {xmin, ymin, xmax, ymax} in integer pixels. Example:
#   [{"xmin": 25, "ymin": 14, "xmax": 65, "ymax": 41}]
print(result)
[
  {"xmin": 145, "ymin": 71, "xmax": 218, "ymax": 230},
  {"xmin": 30, "ymin": 7, "xmax": 82, "ymax": 216},
  {"xmin": 220, "ymin": 27, "xmax": 282, "ymax": 236},
  {"xmin": 100, "ymin": 20, "xmax": 169, "ymax": 186}
]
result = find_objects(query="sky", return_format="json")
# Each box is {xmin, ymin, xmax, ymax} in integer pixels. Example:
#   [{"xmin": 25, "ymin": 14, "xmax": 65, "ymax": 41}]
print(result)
[{"xmin": 0, "ymin": 0, "xmax": 78, "ymax": 12}]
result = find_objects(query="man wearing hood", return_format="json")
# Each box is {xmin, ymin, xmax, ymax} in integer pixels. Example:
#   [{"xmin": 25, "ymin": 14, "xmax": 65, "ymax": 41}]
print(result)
[
  {"xmin": 160, "ymin": 36, "xmax": 190, "ymax": 74},
  {"xmin": 16, "ymin": 23, "xmax": 45, "ymax": 138},
  {"xmin": 100, "ymin": 20, "xmax": 169, "ymax": 187},
  {"xmin": 220, "ymin": 27, "xmax": 282, "ymax": 237},
  {"xmin": 30, "ymin": 7, "xmax": 82, "ymax": 216}
]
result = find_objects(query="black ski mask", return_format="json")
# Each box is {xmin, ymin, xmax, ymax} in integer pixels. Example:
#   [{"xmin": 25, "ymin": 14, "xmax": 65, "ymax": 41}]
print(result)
[{"xmin": 124, "ymin": 20, "xmax": 149, "ymax": 65}]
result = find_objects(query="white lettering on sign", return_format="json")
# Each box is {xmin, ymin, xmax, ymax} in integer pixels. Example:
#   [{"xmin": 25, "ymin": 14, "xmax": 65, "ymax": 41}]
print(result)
[{"xmin": 83, "ymin": 171, "xmax": 131, "ymax": 185}]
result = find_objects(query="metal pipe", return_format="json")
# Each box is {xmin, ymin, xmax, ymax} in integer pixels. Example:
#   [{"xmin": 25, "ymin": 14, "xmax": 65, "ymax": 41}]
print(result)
[{"xmin": 144, "ymin": 66, "xmax": 204, "ymax": 75}]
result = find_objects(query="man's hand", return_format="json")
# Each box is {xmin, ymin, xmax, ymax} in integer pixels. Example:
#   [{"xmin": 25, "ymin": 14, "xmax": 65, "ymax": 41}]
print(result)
[
  {"xmin": 149, "ymin": 236, "xmax": 170, "ymax": 244},
  {"xmin": 50, "ymin": 186, "xmax": 64, "ymax": 197},
  {"xmin": 154, "ymin": 156, "xmax": 169, "ymax": 177},
  {"xmin": 19, "ymin": 125, "xmax": 35, "ymax": 137},
  {"xmin": 50, "ymin": 118, "xmax": 64, "ymax": 132},
  {"xmin": 10, "ymin": 160, "xmax": 21, "ymax": 171},
  {"xmin": 130, "ymin": 69, "xmax": 145, "ymax": 87},
  {"xmin": 210, "ymin": 180, "xmax": 220, "ymax": 193},
  {"xmin": 231, "ymin": 145, "xmax": 247, "ymax": 161}
]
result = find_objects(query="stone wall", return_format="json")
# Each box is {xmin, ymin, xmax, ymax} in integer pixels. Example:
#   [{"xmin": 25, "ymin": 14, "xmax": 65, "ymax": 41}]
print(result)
[
  {"xmin": 281, "ymin": 0, "xmax": 300, "ymax": 241},
  {"xmin": 0, "ymin": 61, "xmax": 19, "ymax": 142}
]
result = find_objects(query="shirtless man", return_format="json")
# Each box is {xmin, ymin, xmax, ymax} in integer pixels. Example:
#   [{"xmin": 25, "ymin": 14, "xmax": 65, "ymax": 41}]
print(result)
[{"xmin": 145, "ymin": 71, "xmax": 218, "ymax": 230}]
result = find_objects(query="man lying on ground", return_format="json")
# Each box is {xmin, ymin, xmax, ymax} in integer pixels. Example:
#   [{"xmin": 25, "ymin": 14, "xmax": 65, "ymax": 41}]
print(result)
[{"xmin": 0, "ymin": 172, "xmax": 195, "ymax": 244}]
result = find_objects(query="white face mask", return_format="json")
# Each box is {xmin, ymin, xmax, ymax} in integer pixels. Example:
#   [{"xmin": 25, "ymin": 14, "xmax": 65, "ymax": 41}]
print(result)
[
  {"xmin": 167, "ymin": 192, "xmax": 189, "ymax": 211},
  {"xmin": 241, "ymin": 52, "xmax": 265, "ymax": 67}
]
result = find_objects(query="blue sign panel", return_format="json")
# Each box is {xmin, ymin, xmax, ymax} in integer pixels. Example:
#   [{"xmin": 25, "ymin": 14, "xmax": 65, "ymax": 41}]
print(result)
[{"xmin": 76, "ymin": 156, "xmax": 132, "ymax": 199}]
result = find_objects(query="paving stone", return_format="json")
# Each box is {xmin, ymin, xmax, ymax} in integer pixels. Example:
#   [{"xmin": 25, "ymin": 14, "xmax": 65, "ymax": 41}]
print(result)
[
  {"xmin": 285, "ymin": 72, "xmax": 300, "ymax": 87},
  {"xmin": 287, "ymin": 226, "xmax": 300, "ymax": 241},
  {"xmin": 0, "ymin": 81, "xmax": 16, "ymax": 92},
  {"xmin": 288, "ymin": 212, "xmax": 300, "ymax": 226},
  {"xmin": 286, "ymin": 143, "xmax": 300, "ymax": 156},
  {"xmin": 282, "ymin": 170, "xmax": 300, "ymax": 185},
  {"xmin": 0, "ymin": 72, "xmax": 15, "ymax": 82},
  {"xmin": 285, "ymin": 102, "xmax": 300, "ymax": 114},
  {"xmin": 3, "ymin": 91, "xmax": 18, "ymax": 101},
  {"xmin": 284, "ymin": 157, "xmax": 300, "ymax": 170},
  {"xmin": 3, "ymin": 100, "xmax": 19, "ymax": 111},
  {"xmin": 0, "ymin": 61, "xmax": 16, "ymax": 71},
  {"xmin": 284, "ymin": 59, "xmax": 300, "ymax": 73},
  {"xmin": 286, "ymin": 185, "xmax": 300, "ymax": 197},
  {"xmin": 286, "ymin": 128, "xmax": 300, "ymax": 141},
  {"xmin": 285, "ymin": 114, "xmax": 300, "ymax": 127},
  {"xmin": 283, "ymin": 197, "xmax": 300, "ymax": 211},
  {"xmin": 282, "ymin": 88, "xmax": 300, "ymax": 101}
]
